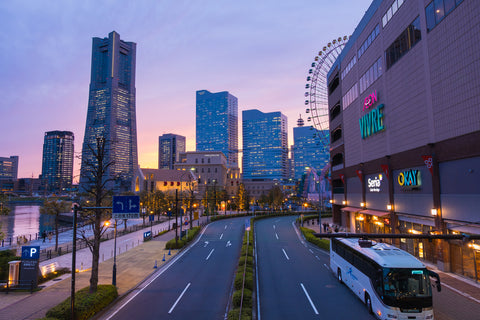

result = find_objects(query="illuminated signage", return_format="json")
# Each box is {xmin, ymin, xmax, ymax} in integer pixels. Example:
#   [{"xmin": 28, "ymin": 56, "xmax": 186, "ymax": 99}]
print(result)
[
  {"xmin": 359, "ymin": 104, "xmax": 385, "ymax": 139},
  {"xmin": 397, "ymin": 169, "xmax": 421, "ymax": 188},
  {"xmin": 363, "ymin": 90, "xmax": 378, "ymax": 111},
  {"xmin": 367, "ymin": 174, "xmax": 383, "ymax": 192}
]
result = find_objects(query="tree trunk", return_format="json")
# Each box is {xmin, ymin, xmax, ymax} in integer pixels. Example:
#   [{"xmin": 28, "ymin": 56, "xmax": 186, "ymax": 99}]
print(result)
[
  {"xmin": 55, "ymin": 215, "xmax": 59, "ymax": 252},
  {"xmin": 89, "ymin": 210, "xmax": 102, "ymax": 293}
]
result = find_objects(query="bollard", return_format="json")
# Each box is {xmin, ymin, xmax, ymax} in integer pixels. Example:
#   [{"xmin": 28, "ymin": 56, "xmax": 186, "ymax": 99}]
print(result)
[
  {"xmin": 153, "ymin": 260, "xmax": 157, "ymax": 269},
  {"xmin": 162, "ymin": 254, "xmax": 165, "ymax": 262},
  {"xmin": 168, "ymin": 249, "xmax": 171, "ymax": 256}
]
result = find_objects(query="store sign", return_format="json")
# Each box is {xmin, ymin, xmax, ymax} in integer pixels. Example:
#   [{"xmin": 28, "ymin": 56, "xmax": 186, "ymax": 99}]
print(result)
[
  {"xmin": 359, "ymin": 104, "xmax": 385, "ymax": 139},
  {"xmin": 363, "ymin": 90, "xmax": 378, "ymax": 111},
  {"xmin": 397, "ymin": 169, "xmax": 421, "ymax": 188},
  {"xmin": 367, "ymin": 174, "xmax": 383, "ymax": 192}
]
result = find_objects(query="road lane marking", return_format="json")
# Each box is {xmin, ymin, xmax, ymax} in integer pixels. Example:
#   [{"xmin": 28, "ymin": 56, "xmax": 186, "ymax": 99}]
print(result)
[
  {"xmin": 282, "ymin": 248, "xmax": 290, "ymax": 260},
  {"xmin": 273, "ymin": 225, "xmax": 276, "ymax": 230},
  {"xmin": 226, "ymin": 240, "xmax": 232, "ymax": 247},
  {"xmin": 168, "ymin": 283, "xmax": 191, "ymax": 314},
  {"xmin": 300, "ymin": 283, "xmax": 319, "ymax": 315},
  {"xmin": 309, "ymin": 249, "xmax": 314, "ymax": 253},
  {"xmin": 225, "ymin": 225, "xmax": 227, "ymax": 229},
  {"xmin": 105, "ymin": 224, "xmax": 211, "ymax": 320},
  {"xmin": 220, "ymin": 233, "xmax": 223, "ymax": 239},
  {"xmin": 275, "ymin": 233, "xmax": 279, "ymax": 240},
  {"xmin": 204, "ymin": 241, "xmax": 209, "ymax": 247},
  {"xmin": 206, "ymin": 249, "xmax": 215, "ymax": 260},
  {"xmin": 315, "ymin": 256, "xmax": 321, "ymax": 260}
]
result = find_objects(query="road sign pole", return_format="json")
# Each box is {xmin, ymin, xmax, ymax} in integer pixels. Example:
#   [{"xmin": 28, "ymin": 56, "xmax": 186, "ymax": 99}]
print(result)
[{"xmin": 112, "ymin": 220, "xmax": 117, "ymax": 286}]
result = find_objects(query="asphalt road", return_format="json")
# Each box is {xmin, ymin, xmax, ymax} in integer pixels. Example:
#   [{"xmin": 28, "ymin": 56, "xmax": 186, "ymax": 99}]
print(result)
[
  {"xmin": 255, "ymin": 216, "xmax": 375, "ymax": 320},
  {"xmin": 103, "ymin": 217, "xmax": 247, "ymax": 320}
]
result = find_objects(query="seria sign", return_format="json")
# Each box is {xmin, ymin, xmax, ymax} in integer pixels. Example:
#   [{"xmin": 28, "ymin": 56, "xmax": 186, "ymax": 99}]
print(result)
[{"xmin": 367, "ymin": 174, "xmax": 383, "ymax": 192}]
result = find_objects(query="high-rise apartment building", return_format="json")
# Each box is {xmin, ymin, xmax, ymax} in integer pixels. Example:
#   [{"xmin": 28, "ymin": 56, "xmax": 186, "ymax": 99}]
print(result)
[
  {"xmin": 158, "ymin": 134, "xmax": 186, "ymax": 169},
  {"xmin": 0, "ymin": 156, "xmax": 19, "ymax": 180},
  {"xmin": 80, "ymin": 31, "xmax": 138, "ymax": 192},
  {"xmin": 196, "ymin": 90, "xmax": 238, "ymax": 167},
  {"xmin": 41, "ymin": 131, "xmax": 74, "ymax": 192},
  {"xmin": 242, "ymin": 109, "xmax": 288, "ymax": 180},
  {"xmin": 292, "ymin": 116, "xmax": 329, "ymax": 180}
]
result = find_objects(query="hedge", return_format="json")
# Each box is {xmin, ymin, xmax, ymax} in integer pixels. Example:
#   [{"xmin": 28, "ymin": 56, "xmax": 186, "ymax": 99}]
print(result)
[
  {"xmin": 45, "ymin": 284, "xmax": 118, "ymax": 320},
  {"xmin": 165, "ymin": 226, "xmax": 201, "ymax": 249},
  {"xmin": 300, "ymin": 227, "xmax": 330, "ymax": 251}
]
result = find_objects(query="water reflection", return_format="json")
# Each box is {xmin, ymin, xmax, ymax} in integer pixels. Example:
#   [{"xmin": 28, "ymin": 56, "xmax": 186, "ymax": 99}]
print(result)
[{"xmin": 0, "ymin": 205, "xmax": 55, "ymax": 240}]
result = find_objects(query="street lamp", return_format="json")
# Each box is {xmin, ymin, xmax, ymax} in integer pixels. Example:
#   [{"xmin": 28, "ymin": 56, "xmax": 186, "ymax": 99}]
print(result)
[{"xmin": 104, "ymin": 220, "xmax": 118, "ymax": 286}]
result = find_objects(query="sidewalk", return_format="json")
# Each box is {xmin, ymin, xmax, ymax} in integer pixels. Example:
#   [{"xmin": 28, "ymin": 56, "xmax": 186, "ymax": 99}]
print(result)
[
  {"xmin": 300, "ymin": 219, "xmax": 480, "ymax": 304},
  {"xmin": 0, "ymin": 218, "xmax": 206, "ymax": 320}
]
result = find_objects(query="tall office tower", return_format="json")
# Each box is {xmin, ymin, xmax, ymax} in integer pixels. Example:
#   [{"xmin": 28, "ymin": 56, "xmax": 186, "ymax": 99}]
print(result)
[
  {"xmin": 196, "ymin": 90, "xmax": 238, "ymax": 167},
  {"xmin": 41, "ymin": 131, "xmax": 74, "ymax": 192},
  {"xmin": 158, "ymin": 134, "xmax": 186, "ymax": 169},
  {"xmin": 80, "ymin": 31, "xmax": 138, "ymax": 193},
  {"xmin": 242, "ymin": 109, "xmax": 288, "ymax": 180},
  {"xmin": 292, "ymin": 115, "xmax": 329, "ymax": 180},
  {"xmin": 0, "ymin": 156, "xmax": 19, "ymax": 180}
]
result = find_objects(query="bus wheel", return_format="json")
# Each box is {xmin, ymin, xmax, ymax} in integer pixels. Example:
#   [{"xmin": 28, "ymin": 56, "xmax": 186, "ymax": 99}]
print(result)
[
  {"xmin": 337, "ymin": 268, "xmax": 342, "ymax": 283},
  {"xmin": 365, "ymin": 293, "xmax": 373, "ymax": 314}
]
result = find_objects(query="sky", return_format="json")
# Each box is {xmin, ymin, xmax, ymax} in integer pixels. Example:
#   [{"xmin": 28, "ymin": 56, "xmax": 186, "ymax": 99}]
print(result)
[{"xmin": 0, "ymin": 0, "xmax": 372, "ymax": 182}]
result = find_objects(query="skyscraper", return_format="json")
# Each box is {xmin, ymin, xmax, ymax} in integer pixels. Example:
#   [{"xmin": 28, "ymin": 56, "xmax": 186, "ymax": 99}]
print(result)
[
  {"xmin": 80, "ymin": 31, "xmax": 138, "ymax": 193},
  {"xmin": 158, "ymin": 134, "xmax": 186, "ymax": 169},
  {"xmin": 41, "ymin": 131, "xmax": 74, "ymax": 192},
  {"xmin": 196, "ymin": 90, "xmax": 238, "ymax": 167},
  {"xmin": 292, "ymin": 115, "xmax": 329, "ymax": 180},
  {"xmin": 242, "ymin": 109, "xmax": 288, "ymax": 180}
]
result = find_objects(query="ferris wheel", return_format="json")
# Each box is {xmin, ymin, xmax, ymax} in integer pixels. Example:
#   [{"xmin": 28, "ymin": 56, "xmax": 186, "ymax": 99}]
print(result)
[{"xmin": 304, "ymin": 36, "xmax": 350, "ymax": 150}]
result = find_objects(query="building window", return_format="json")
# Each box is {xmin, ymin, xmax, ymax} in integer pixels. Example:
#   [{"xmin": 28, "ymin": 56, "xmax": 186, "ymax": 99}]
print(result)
[
  {"xmin": 359, "ymin": 58, "xmax": 383, "ymax": 93},
  {"xmin": 341, "ymin": 55, "xmax": 357, "ymax": 80},
  {"xmin": 195, "ymin": 158, "xmax": 198, "ymax": 164},
  {"xmin": 342, "ymin": 83, "xmax": 358, "ymax": 110},
  {"xmin": 357, "ymin": 24, "xmax": 380, "ymax": 59},
  {"xmin": 385, "ymin": 16, "xmax": 421, "ymax": 69},
  {"xmin": 425, "ymin": 0, "xmax": 463, "ymax": 32},
  {"xmin": 382, "ymin": 0, "xmax": 405, "ymax": 28}
]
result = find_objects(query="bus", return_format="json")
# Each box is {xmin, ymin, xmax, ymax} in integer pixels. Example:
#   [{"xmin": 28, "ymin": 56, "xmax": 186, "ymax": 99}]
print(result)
[{"xmin": 330, "ymin": 238, "xmax": 441, "ymax": 320}]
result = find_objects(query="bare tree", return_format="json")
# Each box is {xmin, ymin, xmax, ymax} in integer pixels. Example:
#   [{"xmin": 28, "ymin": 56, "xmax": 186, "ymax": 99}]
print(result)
[
  {"xmin": 79, "ymin": 137, "xmax": 114, "ymax": 293},
  {"xmin": 40, "ymin": 199, "xmax": 71, "ymax": 251}
]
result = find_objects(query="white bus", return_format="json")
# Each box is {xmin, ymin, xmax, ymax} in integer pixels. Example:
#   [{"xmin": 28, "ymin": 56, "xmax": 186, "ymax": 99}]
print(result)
[{"xmin": 330, "ymin": 238, "xmax": 441, "ymax": 320}]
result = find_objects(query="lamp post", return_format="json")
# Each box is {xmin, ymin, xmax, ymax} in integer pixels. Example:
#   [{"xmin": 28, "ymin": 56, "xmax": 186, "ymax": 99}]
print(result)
[
  {"xmin": 104, "ymin": 220, "xmax": 118, "ymax": 286},
  {"xmin": 71, "ymin": 203, "xmax": 80, "ymax": 320}
]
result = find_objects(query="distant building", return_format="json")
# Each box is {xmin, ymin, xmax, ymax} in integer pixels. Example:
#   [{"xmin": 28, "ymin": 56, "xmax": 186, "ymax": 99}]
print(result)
[
  {"xmin": 242, "ymin": 109, "xmax": 288, "ymax": 180},
  {"xmin": 292, "ymin": 115, "xmax": 329, "ymax": 180},
  {"xmin": 196, "ymin": 90, "xmax": 238, "ymax": 167},
  {"xmin": 158, "ymin": 134, "xmax": 186, "ymax": 170},
  {"xmin": 175, "ymin": 151, "xmax": 239, "ymax": 198},
  {"xmin": 80, "ymin": 31, "xmax": 138, "ymax": 193},
  {"xmin": 0, "ymin": 156, "xmax": 19, "ymax": 180},
  {"xmin": 41, "ymin": 131, "xmax": 74, "ymax": 192},
  {"xmin": 134, "ymin": 168, "xmax": 197, "ymax": 195}
]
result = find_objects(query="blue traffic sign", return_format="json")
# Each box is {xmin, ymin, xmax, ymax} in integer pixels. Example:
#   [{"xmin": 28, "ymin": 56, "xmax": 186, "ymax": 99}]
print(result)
[
  {"xmin": 113, "ymin": 196, "xmax": 140, "ymax": 219},
  {"xmin": 21, "ymin": 246, "xmax": 40, "ymax": 260},
  {"xmin": 149, "ymin": 214, "xmax": 154, "ymax": 222}
]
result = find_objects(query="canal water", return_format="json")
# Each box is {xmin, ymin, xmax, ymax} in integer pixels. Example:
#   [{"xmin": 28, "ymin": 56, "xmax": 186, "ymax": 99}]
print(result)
[{"xmin": 0, "ymin": 205, "xmax": 56, "ymax": 241}]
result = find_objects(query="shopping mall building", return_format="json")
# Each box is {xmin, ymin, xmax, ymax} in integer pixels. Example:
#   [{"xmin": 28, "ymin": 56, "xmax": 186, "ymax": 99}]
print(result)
[{"xmin": 328, "ymin": 0, "xmax": 480, "ymax": 280}]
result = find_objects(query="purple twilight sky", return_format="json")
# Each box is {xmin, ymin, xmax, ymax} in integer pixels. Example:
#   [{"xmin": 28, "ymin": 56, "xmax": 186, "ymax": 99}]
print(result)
[{"xmin": 0, "ymin": 0, "xmax": 372, "ymax": 182}]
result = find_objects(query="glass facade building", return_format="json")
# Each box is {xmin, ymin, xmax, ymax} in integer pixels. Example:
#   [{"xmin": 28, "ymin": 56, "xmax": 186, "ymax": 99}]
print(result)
[
  {"xmin": 0, "ymin": 156, "xmax": 19, "ymax": 180},
  {"xmin": 293, "ymin": 125, "xmax": 329, "ymax": 180},
  {"xmin": 242, "ymin": 109, "xmax": 288, "ymax": 180},
  {"xmin": 41, "ymin": 131, "xmax": 74, "ymax": 192},
  {"xmin": 196, "ymin": 90, "xmax": 238, "ymax": 167},
  {"xmin": 80, "ymin": 31, "xmax": 138, "ymax": 192},
  {"xmin": 158, "ymin": 134, "xmax": 186, "ymax": 170}
]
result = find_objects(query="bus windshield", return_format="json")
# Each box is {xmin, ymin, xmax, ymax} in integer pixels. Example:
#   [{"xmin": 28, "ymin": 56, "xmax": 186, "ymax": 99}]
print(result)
[{"xmin": 382, "ymin": 268, "xmax": 432, "ymax": 309}]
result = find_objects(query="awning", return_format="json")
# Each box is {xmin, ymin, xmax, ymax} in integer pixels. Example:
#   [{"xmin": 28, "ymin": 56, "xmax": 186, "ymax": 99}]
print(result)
[
  {"xmin": 342, "ymin": 206, "xmax": 361, "ymax": 212},
  {"xmin": 359, "ymin": 209, "xmax": 390, "ymax": 217}
]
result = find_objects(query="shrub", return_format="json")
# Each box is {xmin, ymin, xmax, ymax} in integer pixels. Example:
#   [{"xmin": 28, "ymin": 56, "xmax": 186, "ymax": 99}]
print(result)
[
  {"xmin": 232, "ymin": 288, "xmax": 252, "ymax": 308},
  {"xmin": 46, "ymin": 284, "xmax": 118, "ymax": 320},
  {"xmin": 164, "ymin": 226, "xmax": 201, "ymax": 249},
  {"xmin": 0, "ymin": 250, "xmax": 20, "ymax": 280},
  {"xmin": 300, "ymin": 227, "xmax": 330, "ymax": 251},
  {"xmin": 227, "ymin": 307, "xmax": 252, "ymax": 320},
  {"xmin": 238, "ymin": 256, "xmax": 253, "ymax": 267},
  {"xmin": 234, "ymin": 270, "xmax": 253, "ymax": 291}
]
